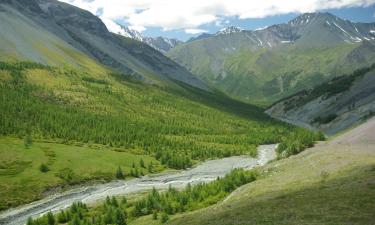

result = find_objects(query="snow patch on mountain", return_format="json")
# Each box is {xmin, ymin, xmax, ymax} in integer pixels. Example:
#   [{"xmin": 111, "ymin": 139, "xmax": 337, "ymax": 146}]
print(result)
[
  {"xmin": 101, "ymin": 19, "xmax": 181, "ymax": 53},
  {"xmin": 216, "ymin": 26, "xmax": 244, "ymax": 35}
]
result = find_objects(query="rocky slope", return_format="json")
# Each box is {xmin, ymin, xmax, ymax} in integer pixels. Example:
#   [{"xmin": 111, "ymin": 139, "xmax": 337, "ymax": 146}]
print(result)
[
  {"xmin": 266, "ymin": 64, "xmax": 375, "ymax": 135},
  {"xmin": 0, "ymin": 0, "xmax": 208, "ymax": 90},
  {"xmin": 115, "ymin": 26, "xmax": 182, "ymax": 54},
  {"xmin": 168, "ymin": 12, "xmax": 375, "ymax": 104}
]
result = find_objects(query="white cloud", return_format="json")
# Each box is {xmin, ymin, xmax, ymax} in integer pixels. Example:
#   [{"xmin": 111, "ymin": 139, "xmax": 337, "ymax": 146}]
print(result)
[
  {"xmin": 100, "ymin": 17, "xmax": 128, "ymax": 35},
  {"xmin": 58, "ymin": 0, "xmax": 375, "ymax": 32},
  {"xmin": 185, "ymin": 28, "xmax": 208, "ymax": 34}
]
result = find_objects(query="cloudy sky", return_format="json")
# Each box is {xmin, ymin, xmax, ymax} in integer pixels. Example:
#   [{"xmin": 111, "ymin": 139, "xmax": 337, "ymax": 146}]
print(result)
[{"xmin": 59, "ymin": 0, "xmax": 375, "ymax": 40}]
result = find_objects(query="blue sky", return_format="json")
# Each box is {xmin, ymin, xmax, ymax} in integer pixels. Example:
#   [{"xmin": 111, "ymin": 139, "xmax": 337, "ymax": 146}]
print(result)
[{"xmin": 60, "ymin": 0, "xmax": 375, "ymax": 41}]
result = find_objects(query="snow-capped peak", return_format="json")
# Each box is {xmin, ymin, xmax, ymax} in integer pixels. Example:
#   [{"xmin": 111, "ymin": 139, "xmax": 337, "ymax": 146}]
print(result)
[
  {"xmin": 216, "ymin": 26, "xmax": 244, "ymax": 35},
  {"xmin": 100, "ymin": 17, "xmax": 144, "ymax": 41}
]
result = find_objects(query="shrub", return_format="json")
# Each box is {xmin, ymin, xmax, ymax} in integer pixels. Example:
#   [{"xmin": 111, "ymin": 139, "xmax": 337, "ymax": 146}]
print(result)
[{"xmin": 39, "ymin": 163, "xmax": 50, "ymax": 173}]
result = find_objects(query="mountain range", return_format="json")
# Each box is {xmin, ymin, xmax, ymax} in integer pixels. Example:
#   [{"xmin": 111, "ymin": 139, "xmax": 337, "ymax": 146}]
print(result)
[
  {"xmin": 0, "ymin": 0, "xmax": 207, "ymax": 90},
  {"xmin": 117, "ymin": 26, "xmax": 182, "ymax": 54},
  {"xmin": 167, "ymin": 12, "xmax": 375, "ymax": 105}
]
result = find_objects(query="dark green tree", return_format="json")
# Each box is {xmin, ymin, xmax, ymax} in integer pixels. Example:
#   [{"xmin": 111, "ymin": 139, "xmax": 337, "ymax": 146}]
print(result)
[
  {"xmin": 47, "ymin": 211, "xmax": 55, "ymax": 225},
  {"xmin": 140, "ymin": 159, "xmax": 145, "ymax": 168},
  {"xmin": 116, "ymin": 166, "xmax": 124, "ymax": 179},
  {"xmin": 39, "ymin": 163, "xmax": 50, "ymax": 173}
]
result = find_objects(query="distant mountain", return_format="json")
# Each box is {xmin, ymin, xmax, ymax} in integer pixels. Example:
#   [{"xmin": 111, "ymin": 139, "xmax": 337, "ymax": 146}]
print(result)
[
  {"xmin": 0, "ymin": 0, "xmax": 208, "ymax": 90},
  {"xmin": 215, "ymin": 26, "xmax": 244, "ymax": 36},
  {"xmin": 168, "ymin": 12, "xmax": 375, "ymax": 105},
  {"xmin": 266, "ymin": 64, "xmax": 375, "ymax": 135},
  {"xmin": 186, "ymin": 33, "xmax": 213, "ymax": 43},
  {"xmin": 114, "ymin": 25, "xmax": 182, "ymax": 54}
]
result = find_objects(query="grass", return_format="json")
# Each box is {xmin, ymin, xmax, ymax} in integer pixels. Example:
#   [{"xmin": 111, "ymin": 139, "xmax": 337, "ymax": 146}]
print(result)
[
  {"xmin": 0, "ymin": 137, "xmax": 161, "ymax": 210},
  {"xmin": 130, "ymin": 141, "xmax": 375, "ymax": 225}
]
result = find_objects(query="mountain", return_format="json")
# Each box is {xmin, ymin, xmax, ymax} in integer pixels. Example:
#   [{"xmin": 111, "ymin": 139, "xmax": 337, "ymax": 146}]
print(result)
[
  {"xmin": 0, "ymin": 0, "xmax": 207, "ymax": 90},
  {"xmin": 266, "ymin": 64, "xmax": 375, "ymax": 135},
  {"xmin": 142, "ymin": 36, "xmax": 182, "ymax": 54},
  {"xmin": 215, "ymin": 26, "xmax": 244, "ymax": 35},
  {"xmin": 115, "ymin": 25, "xmax": 183, "ymax": 54},
  {"xmin": 186, "ymin": 33, "xmax": 213, "ymax": 43},
  {"xmin": 168, "ymin": 12, "xmax": 375, "ymax": 105}
]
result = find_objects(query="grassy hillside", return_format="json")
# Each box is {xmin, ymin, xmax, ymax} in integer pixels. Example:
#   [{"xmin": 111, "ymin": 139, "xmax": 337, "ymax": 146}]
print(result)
[
  {"xmin": 131, "ymin": 120, "xmax": 375, "ymax": 225},
  {"xmin": 0, "ymin": 61, "xmax": 322, "ymax": 210}
]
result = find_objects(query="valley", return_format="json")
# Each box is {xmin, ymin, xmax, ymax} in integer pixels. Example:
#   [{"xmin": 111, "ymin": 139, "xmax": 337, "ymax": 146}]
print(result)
[
  {"xmin": 0, "ymin": 144, "xmax": 277, "ymax": 225},
  {"xmin": 147, "ymin": 117, "xmax": 375, "ymax": 225},
  {"xmin": 0, "ymin": 0, "xmax": 374, "ymax": 224}
]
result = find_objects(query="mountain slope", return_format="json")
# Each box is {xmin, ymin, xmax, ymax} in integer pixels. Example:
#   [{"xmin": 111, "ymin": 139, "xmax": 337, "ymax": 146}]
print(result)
[
  {"xmin": 266, "ymin": 64, "xmax": 375, "ymax": 135},
  {"xmin": 134, "ymin": 117, "xmax": 375, "ymax": 225},
  {"xmin": 0, "ymin": 0, "xmax": 207, "ymax": 90},
  {"xmin": 168, "ymin": 12, "xmax": 375, "ymax": 105}
]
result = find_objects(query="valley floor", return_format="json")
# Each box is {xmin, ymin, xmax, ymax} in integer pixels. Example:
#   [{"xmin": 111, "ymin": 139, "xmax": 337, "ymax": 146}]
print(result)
[
  {"xmin": 0, "ymin": 144, "xmax": 277, "ymax": 225},
  {"xmin": 132, "ymin": 118, "xmax": 375, "ymax": 225}
]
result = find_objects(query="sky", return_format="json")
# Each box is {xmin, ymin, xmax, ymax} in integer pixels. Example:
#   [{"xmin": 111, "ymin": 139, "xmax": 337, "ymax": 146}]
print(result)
[{"xmin": 59, "ymin": 0, "xmax": 375, "ymax": 41}]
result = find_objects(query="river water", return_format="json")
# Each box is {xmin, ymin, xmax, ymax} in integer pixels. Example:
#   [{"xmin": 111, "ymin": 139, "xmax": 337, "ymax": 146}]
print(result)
[{"xmin": 0, "ymin": 144, "xmax": 278, "ymax": 225}]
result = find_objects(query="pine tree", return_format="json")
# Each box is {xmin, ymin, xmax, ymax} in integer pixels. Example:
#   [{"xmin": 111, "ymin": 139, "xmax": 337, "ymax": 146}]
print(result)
[
  {"xmin": 111, "ymin": 196, "xmax": 118, "ymax": 207},
  {"xmin": 115, "ymin": 166, "xmax": 124, "ymax": 179},
  {"xmin": 140, "ymin": 159, "xmax": 145, "ymax": 168},
  {"xmin": 148, "ymin": 162, "xmax": 153, "ymax": 173},
  {"xmin": 115, "ymin": 209, "xmax": 126, "ymax": 225},
  {"xmin": 57, "ymin": 210, "xmax": 67, "ymax": 223},
  {"xmin": 47, "ymin": 211, "xmax": 55, "ymax": 225},
  {"xmin": 26, "ymin": 217, "xmax": 34, "ymax": 225}
]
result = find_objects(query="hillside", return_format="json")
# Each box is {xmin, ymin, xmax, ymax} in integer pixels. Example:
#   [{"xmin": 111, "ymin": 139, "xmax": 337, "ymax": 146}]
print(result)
[
  {"xmin": 0, "ymin": 0, "xmax": 207, "ymax": 90},
  {"xmin": 168, "ymin": 12, "xmax": 375, "ymax": 105},
  {"xmin": 266, "ymin": 64, "xmax": 375, "ymax": 135},
  {"xmin": 0, "ymin": 58, "xmax": 321, "ymax": 210},
  {"xmin": 131, "ymin": 117, "xmax": 375, "ymax": 225}
]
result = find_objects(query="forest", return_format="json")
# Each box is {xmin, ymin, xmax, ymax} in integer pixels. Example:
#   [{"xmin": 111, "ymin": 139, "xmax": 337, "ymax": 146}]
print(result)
[{"xmin": 0, "ymin": 61, "xmax": 323, "ymax": 169}]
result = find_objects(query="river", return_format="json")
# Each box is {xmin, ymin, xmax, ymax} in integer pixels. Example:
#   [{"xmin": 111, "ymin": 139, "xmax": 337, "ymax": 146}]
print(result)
[{"xmin": 0, "ymin": 144, "xmax": 278, "ymax": 225}]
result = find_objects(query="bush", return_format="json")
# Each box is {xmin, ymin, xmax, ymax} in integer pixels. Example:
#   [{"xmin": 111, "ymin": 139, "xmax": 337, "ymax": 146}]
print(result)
[{"xmin": 39, "ymin": 163, "xmax": 50, "ymax": 173}]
